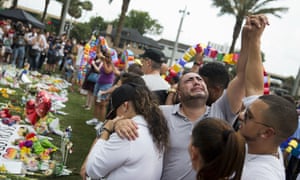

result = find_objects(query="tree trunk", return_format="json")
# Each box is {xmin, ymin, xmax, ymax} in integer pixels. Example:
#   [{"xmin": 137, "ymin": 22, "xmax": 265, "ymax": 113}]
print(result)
[
  {"xmin": 41, "ymin": 0, "xmax": 50, "ymax": 23},
  {"xmin": 11, "ymin": 0, "xmax": 18, "ymax": 9},
  {"xmin": 58, "ymin": 1, "xmax": 66, "ymax": 35},
  {"xmin": 113, "ymin": 0, "xmax": 130, "ymax": 48},
  {"xmin": 229, "ymin": 17, "xmax": 243, "ymax": 53}
]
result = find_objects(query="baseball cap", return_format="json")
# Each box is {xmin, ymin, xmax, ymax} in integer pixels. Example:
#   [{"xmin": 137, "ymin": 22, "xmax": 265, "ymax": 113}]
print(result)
[
  {"xmin": 106, "ymin": 84, "xmax": 136, "ymax": 119},
  {"xmin": 139, "ymin": 48, "xmax": 164, "ymax": 63}
]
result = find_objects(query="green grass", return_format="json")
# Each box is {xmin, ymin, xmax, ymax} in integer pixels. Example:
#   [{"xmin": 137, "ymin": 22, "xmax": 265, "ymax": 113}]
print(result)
[
  {"xmin": 54, "ymin": 89, "xmax": 96, "ymax": 179},
  {"xmin": 0, "ymin": 83, "xmax": 96, "ymax": 179}
]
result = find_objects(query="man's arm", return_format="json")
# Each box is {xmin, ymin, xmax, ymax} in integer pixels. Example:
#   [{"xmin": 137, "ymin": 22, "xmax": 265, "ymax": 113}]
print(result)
[{"xmin": 245, "ymin": 15, "xmax": 269, "ymax": 96}]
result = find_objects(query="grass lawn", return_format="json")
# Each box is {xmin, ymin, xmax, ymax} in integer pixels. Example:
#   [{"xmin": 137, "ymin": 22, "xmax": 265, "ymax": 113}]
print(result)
[
  {"xmin": 51, "ymin": 89, "xmax": 96, "ymax": 179},
  {"xmin": 0, "ymin": 82, "xmax": 97, "ymax": 179}
]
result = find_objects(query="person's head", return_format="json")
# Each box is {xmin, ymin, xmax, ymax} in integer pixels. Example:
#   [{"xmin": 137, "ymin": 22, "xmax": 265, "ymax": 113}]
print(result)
[
  {"xmin": 189, "ymin": 118, "xmax": 245, "ymax": 180},
  {"xmin": 140, "ymin": 48, "xmax": 164, "ymax": 74},
  {"xmin": 198, "ymin": 62, "xmax": 230, "ymax": 106},
  {"xmin": 107, "ymin": 83, "xmax": 169, "ymax": 151},
  {"xmin": 239, "ymin": 95, "xmax": 298, "ymax": 145},
  {"xmin": 177, "ymin": 72, "xmax": 208, "ymax": 104},
  {"xmin": 120, "ymin": 72, "xmax": 146, "ymax": 86},
  {"xmin": 160, "ymin": 62, "xmax": 169, "ymax": 75},
  {"xmin": 127, "ymin": 63, "xmax": 143, "ymax": 76}
]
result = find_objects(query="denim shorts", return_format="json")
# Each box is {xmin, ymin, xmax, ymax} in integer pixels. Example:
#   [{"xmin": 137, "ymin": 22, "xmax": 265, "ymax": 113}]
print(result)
[{"xmin": 93, "ymin": 83, "xmax": 112, "ymax": 100}]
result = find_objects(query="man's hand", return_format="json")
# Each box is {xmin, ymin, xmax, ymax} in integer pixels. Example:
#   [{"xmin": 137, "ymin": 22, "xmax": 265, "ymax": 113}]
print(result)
[{"xmin": 114, "ymin": 117, "xmax": 139, "ymax": 140}]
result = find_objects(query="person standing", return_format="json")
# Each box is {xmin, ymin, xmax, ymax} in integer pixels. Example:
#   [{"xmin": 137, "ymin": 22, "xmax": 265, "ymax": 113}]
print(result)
[
  {"xmin": 86, "ymin": 51, "xmax": 115, "ymax": 129},
  {"xmin": 111, "ymin": 14, "xmax": 268, "ymax": 180},
  {"xmin": 139, "ymin": 48, "xmax": 170, "ymax": 105},
  {"xmin": 81, "ymin": 83, "xmax": 169, "ymax": 180}
]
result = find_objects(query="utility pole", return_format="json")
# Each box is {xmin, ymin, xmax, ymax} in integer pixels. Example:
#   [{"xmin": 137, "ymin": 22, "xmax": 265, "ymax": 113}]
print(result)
[
  {"xmin": 169, "ymin": 6, "xmax": 189, "ymax": 66},
  {"xmin": 59, "ymin": 0, "xmax": 71, "ymax": 35},
  {"xmin": 292, "ymin": 67, "xmax": 300, "ymax": 96}
]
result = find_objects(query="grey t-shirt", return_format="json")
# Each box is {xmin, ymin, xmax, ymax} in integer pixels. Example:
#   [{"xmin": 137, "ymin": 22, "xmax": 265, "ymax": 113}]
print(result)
[{"xmin": 160, "ymin": 90, "xmax": 236, "ymax": 180}]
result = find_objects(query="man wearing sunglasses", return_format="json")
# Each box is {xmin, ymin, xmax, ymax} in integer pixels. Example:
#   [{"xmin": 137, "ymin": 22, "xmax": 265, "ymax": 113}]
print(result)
[{"xmin": 237, "ymin": 15, "xmax": 299, "ymax": 180}]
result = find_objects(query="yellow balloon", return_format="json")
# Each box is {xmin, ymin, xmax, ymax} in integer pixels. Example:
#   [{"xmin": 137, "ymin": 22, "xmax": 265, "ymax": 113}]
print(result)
[
  {"xmin": 172, "ymin": 63, "xmax": 182, "ymax": 73},
  {"xmin": 188, "ymin": 47, "xmax": 196, "ymax": 57},
  {"xmin": 183, "ymin": 53, "xmax": 192, "ymax": 61}
]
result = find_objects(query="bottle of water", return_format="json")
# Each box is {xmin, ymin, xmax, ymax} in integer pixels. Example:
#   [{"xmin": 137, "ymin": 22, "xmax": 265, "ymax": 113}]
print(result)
[{"xmin": 96, "ymin": 90, "xmax": 102, "ymax": 103}]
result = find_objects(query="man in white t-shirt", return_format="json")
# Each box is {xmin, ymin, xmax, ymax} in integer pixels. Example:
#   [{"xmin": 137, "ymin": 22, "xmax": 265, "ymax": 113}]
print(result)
[
  {"xmin": 139, "ymin": 48, "xmax": 170, "ymax": 104},
  {"xmin": 237, "ymin": 15, "xmax": 298, "ymax": 179}
]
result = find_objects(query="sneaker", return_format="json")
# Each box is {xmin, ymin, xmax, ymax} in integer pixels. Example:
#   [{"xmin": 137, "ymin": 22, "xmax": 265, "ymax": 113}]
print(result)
[
  {"xmin": 85, "ymin": 106, "xmax": 91, "ymax": 110},
  {"xmin": 94, "ymin": 121, "xmax": 104, "ymax": 131},
  {"xmin": 86, "ymin": 118, "xmax": 99, "ymax": 125}
]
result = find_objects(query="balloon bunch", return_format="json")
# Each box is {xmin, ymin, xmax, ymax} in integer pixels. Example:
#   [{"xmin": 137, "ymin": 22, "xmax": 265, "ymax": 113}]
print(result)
[
  {"xmin": 164, "ymin": 44, "xmax": 204, "ymax": 83},
  {"xmin": 168, "ymin": 43, "xmax": 241, "ymax": 80},
  {"xmin": 98, "ymin": 36, "xmax": 119, "ymax": 64},
  {"xmin": 83, "ymin": 35, "xmax": 99, "ymax": 64},
  {"xmin": 281, "ymin": 137, "xmax": 300, "ymax": 159},
  {"xmin": 25, "ymin": 90, "xmax": 52, "ymax": 125},
  {"xmin": 114, "ymin": 49, "xmax": 134, "ymax": 69}
]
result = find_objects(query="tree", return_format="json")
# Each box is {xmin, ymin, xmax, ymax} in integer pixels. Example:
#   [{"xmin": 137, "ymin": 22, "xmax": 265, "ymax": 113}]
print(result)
[
  {"xmin": 108, "ymin": 0, "xmax": 130, "ymax": 48},
  {"xmin": 56, "ymin": 0, "xmax": 92, "ymax": 35},
  {"xmin": 70, "ymin": 16, "xmax": 108, "ymax": 41},
  {"xmin": 89, "ymin": 16, "xmax": 108, "ymax": 32},
  {"xmin": 41, "ymin": 0, "xmax": 50, "ymax": 23},
  {"xmin": 56, "ymin": 0, "xmax": 92, "ymax": 19},
  {"xmin": 70, "ymin": 22, "xmax": 91, "ymax": 41},
  {"xmin": 211, "ymin": 0, "xmax": 288, "ymax": 53},
  {"xmin": 123, "ymin": 10, "xmax": 163, "ymax": 35},
  {"xmin": 11, "ymin": 0, "xmax": 17, "ymax": 8}
]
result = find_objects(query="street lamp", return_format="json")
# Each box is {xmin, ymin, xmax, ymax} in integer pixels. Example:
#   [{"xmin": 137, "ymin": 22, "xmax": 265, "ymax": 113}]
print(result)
[{"xmin": 169, "ymin": 6, "xmax": 189, "ymax": 66}]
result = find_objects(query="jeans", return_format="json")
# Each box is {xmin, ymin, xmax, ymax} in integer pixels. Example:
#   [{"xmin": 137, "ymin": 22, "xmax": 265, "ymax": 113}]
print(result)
[
  {"xmin": 11, "ymin": 46, "xmax": 25, "ymax": 68},
  {"xmin": 29, "ymin": 50, "xmax": 41, "ymax": 71}
]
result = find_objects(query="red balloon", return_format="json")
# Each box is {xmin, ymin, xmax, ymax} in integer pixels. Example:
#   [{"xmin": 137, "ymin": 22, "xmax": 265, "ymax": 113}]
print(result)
[
  {"xmin": 168, "ymin": 69, "xmax": 177, "ymax": 77},
  {"xmin": 35, "ymin": 91, "xmax": 52, "ymax": 118},
  {"xmin": 25, "ymin": 99, "xmax": 38, "ymax": 125}
]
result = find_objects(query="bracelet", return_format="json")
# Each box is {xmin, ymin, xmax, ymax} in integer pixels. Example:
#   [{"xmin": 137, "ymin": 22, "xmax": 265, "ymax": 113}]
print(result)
[
  {"xmin": 168, "ymin": 88, "xmax": 177, "ymax": 94},
  {"xmin": 193, "ymin": 62, "xmax": 202, "ymax": 66},
  {"xmin": 102, "ymin": 127, "xmax": 113, "ymax": 134}
]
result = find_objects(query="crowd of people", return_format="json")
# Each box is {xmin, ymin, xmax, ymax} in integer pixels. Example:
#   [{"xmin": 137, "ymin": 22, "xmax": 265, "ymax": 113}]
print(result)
[
  {"xmin": 1, "ymin": 14, "xmax": 299, "ymax": 180},
  {"xmin": 0, "ymin": 18, "xmax": 87, "ymax": 84},
  {"xmin": 77, "ymin": 14, "xmax": 300, "ymax": 180}
]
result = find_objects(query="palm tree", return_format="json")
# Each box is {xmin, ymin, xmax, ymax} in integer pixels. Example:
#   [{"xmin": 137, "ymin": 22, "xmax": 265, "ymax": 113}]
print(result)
[
  {"xmin": 41, "ymin": 0, "xmax": 50, "ymax": 23},
  {"xmin": 108, "ymin": 0, "xmax": 131, "ymax": 48},
  {"xmin": 212, "ymin": 0, "xmax": 288, "ymax": 53},
  {"xmin": 57, "ymin": 0, "xmax": 92, "ymax": 19},
  {"xmin": 56, "ymin": 0, "xmax": 92, "ymax": 34}
]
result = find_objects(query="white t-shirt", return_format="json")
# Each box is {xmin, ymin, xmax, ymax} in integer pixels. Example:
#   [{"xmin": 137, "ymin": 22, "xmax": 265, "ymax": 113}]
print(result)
[
  {"xmin": 86, "ymin": 115, "xmax": 164, "ymax": 180},
  {"xmin": 242, "ymin": 147, "xmax": 285, "ymax": 180},
  {"xmin": 142, "ymin": 74, "xmax": 170, "ymax": 91}
]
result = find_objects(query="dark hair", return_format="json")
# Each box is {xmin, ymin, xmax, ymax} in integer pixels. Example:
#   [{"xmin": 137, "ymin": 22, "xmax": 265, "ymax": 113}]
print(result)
[
  {"xmin": 259, "ymin": 95, "xmax": 298, "ymax": 142},
  {"xmin": 120, "ymin": 72, "xmax": 145, "ymax": 86},
  {"xmin": 130, "ymin": 84, "xmax": 169, "ymax": 152},
  {"xmin": 192, "ymin": 118, "xmax": 245, "ymax": 180},
  {"xmin": 198, "ymin": 62, "xmax": 229, "ymax": 89},
  {"xmin": 128, "ymin": 63, "xmax": 143, "ymax": 76}
]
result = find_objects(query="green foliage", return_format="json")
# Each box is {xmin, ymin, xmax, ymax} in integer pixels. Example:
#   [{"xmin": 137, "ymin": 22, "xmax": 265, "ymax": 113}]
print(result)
[
  {"xmin": 69, "ymin": 22, "xmax": 92, "ymax": 41},
  {"xmin": 56, "ymin": 0, "xmax": 93, "ymax": 19},
  {"xmin": 89, "ymin": 16, "xmax": 108, "ymax": 32},
  {"xmin": 123, "ymin": 10, "xmax": 163, "ymax": 35}
]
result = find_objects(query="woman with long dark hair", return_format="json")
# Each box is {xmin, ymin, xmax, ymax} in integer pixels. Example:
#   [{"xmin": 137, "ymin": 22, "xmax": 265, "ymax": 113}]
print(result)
[{"xmin": 81, "ymin": 82, "xmax": 169, "ymax": 180}]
